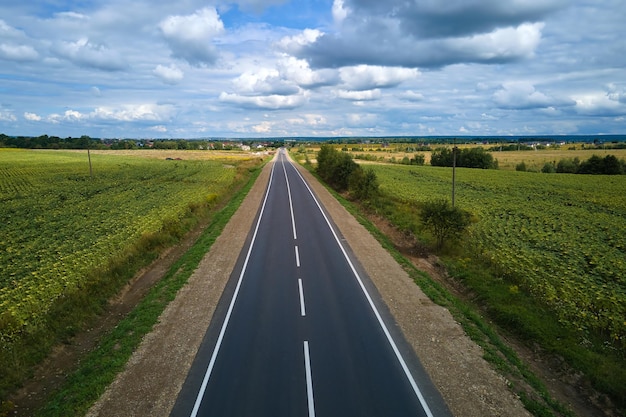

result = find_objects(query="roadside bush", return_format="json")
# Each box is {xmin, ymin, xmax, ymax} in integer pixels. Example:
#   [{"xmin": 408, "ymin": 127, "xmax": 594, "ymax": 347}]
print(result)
[
  {"xmin": 317, "ymin": 145, "xmax": 358, "ymax": 191},
  {"xmin": 317, "ymin": 145, "xmax": 380, "ymax": 200},
  {"xmin": 349, "ymin": 167, "xmax": 379, "ymax": 200},
  {"xmin": 419, "ymin": 199, "xmax": 471, "ymax": 250}
]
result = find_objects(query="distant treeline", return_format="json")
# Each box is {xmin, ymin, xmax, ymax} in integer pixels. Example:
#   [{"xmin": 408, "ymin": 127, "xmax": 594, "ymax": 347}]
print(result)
[
  {"xmin": 0, "ymin": 134, "xmax": 100, "ymax": 149},
  {"xmin": 0, "ymin": 134, "xmax": 285, "ymax": 150},
  {"xmin": 519, "ymin": 154, "xmax": 626, "ymax": 175},
  {"xmin": 489, "ymin": 142, "xmax": 626, "ymax": 151}
]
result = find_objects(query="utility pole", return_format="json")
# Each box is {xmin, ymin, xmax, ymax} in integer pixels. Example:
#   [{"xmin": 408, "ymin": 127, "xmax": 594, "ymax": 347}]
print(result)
[
  {"xmin": 87, "ymin": 147, "xmax": 93, "ymax": 178},
  {"xmin": 452, "ymin": 141, "xmax": 457, "ymax": 207}
]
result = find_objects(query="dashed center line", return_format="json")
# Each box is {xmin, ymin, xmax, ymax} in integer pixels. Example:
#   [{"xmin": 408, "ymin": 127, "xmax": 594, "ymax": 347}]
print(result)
[
  {"xmin": 295, "ymin": 245, "xmax": 300, "ymax": 267},
  {"xmin": 298, "ymin": 278, "xmax": 306, "ymax": 317},
  {"xmin": 303, "ymin": 341, "xmax": 316, "ymax": 417},
  {"xmin": 282, "ymin": 158, "xmax": 297, "ymax": 240}
]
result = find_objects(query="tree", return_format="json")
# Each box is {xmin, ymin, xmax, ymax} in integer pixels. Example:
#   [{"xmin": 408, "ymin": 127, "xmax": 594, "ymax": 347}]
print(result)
[
  {"xmin": 577, "ymin": 155, "xmax": 604, "ymax": 174},
  {"xmin": 576, "ymin": 154, "xmax": 624, "ymax": 175},
  {"xmin": 317, "ymin": 145, "xmax": 380, "ymax": 199},
  {"xmin": 419, "ymin": 199, "xmax": 471, "ymax": 250},
  {"xmin": 430, "ymin": 147, "xmax": 453, "ymax": 166},
  {"xmin": 556, "ymin": 158, "xmax": 580, "ymax": 173},
  {"xmin": 602, "ymin": 155, "xmax": 623, "ymax": 175},
  {"xmin": 317, "ymin": 145, "xmax": 359, "ymax": 191},
  {"xmin": 430, "ymin": 147, "xmax": 497, "ymax": 169},
  {"xmin": 349, "ymin": 167, "xmax": 379, "ymax": 200},
  {"xmin": 411, "ymin": 153, "xmax": 425, "ymax": 165},
  {"xmin": 541, "ymin": 162, "xmax": 556, "ymax": 173}
]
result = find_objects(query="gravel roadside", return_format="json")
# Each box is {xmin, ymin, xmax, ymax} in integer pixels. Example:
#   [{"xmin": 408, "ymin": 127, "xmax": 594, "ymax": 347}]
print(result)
[{"xmin": 86, "ymin": 155, "xmax": 531, "ymax": 417}]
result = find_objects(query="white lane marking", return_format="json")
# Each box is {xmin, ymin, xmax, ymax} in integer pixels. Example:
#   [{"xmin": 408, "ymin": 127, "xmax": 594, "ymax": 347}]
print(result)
[
  {"xmin": 303, "ymin": 341, "xmax": 316, "ymax": 417},
  {"xmin": 295, "ymin": 245, "xmax": 301, "ymax": 268},
  {"xmin": 298, "ymin": 278, "xmax": 306, "ymax": 316},
  {"xmin": 281, "ymin": 155, "xmax": 298, "ymax": 240},
  {"xmin": 188, "ymin": 159, "xmax": 278, "ymax": 417},
  {"xmin": 289, "ymin": 161, "xmax": 435, "ymax": 417}
]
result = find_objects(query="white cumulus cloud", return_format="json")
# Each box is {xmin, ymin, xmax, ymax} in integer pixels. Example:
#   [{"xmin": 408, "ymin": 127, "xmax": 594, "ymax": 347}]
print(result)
[
  {"xmin": 91, "ymin": 104, "xmax": 175, "ymax": 122},
  {"xmin": 53, "ymin": 38, "xmax": 126, "ymax": 71},
  {"xmin": 219, "ymin": 92, "xmax": 307, "ymax": 110},
  {"xmin": 339, "ymin": 65, "xmax": 419, "ymax": 91},
  {"xmin": 573, "ymin": 92, "xmax": 626, "ymax": 117},
  {"xmin": 154, "ymin": 64, "xmax": 184, "ymax": 85},
  {"xmin": 0, "ymin": 43, "xmax": 38, "ymax": 62},
  {"xmin": 232, "ymin": 68, "xmax": 300, "ymax": 96},
  {"xmin": 159, "ymin": 8, "xmax": 224, "ymax": 66},
  {"xmin": 449, "ymin": 23, "xmax": 544, "ymax": 62},
  {"xmin": 336, "ymin": 89, "xmax": 381, "ymax": 101},
  {"xmin": 0, "ymin": 110, "xmax": 17, "ymax": 122},
  {"xmin": 24, "ymin": 112, "xmax": 42, "ymax": 121},
  {"xmin": 277, "ymin": 57, "xmax": 338, "ymax": 88},
  {"xmin": 332, "ymin": 0, "xmax": 348, "ymax": 25},
  {"xmin": 493, "ymin": 81, "xmax": 575, "ymax": 109}
]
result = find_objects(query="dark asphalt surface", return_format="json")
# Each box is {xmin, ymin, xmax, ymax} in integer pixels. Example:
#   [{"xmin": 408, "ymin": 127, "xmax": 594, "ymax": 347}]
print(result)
[{"xmin": 170, "ymin": 151, "xmax": 449, "ymax": 417}]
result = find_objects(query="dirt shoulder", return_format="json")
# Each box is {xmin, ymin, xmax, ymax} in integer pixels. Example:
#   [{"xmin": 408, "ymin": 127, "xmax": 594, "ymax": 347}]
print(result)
[{"xmin": 84, "ymin": 156, "xmax": 532, "ymax": 417}]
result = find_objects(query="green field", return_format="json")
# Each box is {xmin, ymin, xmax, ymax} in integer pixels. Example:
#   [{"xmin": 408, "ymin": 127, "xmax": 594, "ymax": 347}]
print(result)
[
  {"xmin": 0, "ymin": 149, "xmax": 254, "ymax": 348},
  {"xmin": 369, "ymin": 164, "xmax": 626, "ymax": 347}
]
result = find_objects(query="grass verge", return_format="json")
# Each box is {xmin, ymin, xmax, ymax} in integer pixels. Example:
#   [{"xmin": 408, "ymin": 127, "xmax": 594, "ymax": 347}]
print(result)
[{"xmin": 26, "ymin": 163, "xmax": 263, "ymax": 417}]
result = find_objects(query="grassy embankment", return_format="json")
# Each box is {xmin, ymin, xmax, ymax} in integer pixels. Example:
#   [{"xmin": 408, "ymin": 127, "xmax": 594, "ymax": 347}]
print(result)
[
  {"xmin": 292, "ymin": 145, "xmax": 626, "ymax": 416},
  {"xmin": 0, "ymin": 149, "xmax": 266, "ymax": 415}
]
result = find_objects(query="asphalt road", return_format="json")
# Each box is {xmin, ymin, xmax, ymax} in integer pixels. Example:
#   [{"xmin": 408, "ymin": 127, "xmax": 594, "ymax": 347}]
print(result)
[{"xmin": 170, "ymin": 150, "xmax": 451, "ymax": 417}]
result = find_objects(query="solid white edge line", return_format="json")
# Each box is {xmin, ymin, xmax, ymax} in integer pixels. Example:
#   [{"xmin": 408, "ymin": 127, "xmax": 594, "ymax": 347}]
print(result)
[
  {"xmin": 281, "ymin": 155, "xmax": 298, "ymax": 240},
  {"xmin": 289, "ymin": 160, "xmax": 435, "ymax": 417},
  {"xmin": 188, "ymin": 159, "xmax": 277, "ymax": 417},
  {"xmin": 298, "ymin": 278, "xmax": 306, "ymax": 316},
  {"xmin": 303, "ymin": 341, "xmax": 316, "ymax": 417},
  {"xmin": 295, "ymin": 245, "xmax": 300, "ymax": 268}
]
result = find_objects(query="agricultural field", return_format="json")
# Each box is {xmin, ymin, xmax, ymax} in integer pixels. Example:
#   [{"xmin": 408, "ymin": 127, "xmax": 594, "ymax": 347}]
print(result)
[
  {"xmin": 0, "ymin": 149, "xmax": 259, "ymax": 347},
  {"xmin": 368, "ymin": 164, "xmax": 626, "ymax": 347}
]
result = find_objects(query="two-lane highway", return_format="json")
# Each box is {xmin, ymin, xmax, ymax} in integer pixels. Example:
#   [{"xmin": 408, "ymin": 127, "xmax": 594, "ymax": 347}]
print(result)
[{"xmin": 170, "ymin": 150, "xmax": 450, "ymax": 417}]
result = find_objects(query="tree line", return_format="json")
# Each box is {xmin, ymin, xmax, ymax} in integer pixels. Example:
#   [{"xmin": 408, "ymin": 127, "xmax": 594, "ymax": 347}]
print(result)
[
  {"xmin": 0, "ymin": 134, "xmax": 285, "ymax": 150},
  {"xmin": 430, "ymin": 147, "xmax": 498, "ymax": 169},
  {"xmin": 0, "ymin": 134, "xmax": 100, "ymax": 149},
  {"xmin": 518, "ymin": 154, "xmax": 626, "ymax": 175}
]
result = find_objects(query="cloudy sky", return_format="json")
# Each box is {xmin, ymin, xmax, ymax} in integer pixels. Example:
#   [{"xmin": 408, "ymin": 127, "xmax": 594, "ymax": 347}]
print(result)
[{"xmin": 1, "ymin": 0, "xmax": 625, "ymax": 138}]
